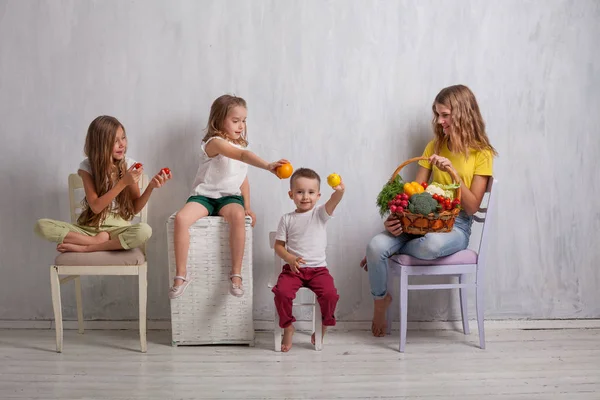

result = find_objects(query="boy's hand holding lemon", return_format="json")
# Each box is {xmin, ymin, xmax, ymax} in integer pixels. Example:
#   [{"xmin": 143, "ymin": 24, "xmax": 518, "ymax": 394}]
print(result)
[{"xmin": 327, "ymin": 173, "xmax": 344, "ymax": 191}]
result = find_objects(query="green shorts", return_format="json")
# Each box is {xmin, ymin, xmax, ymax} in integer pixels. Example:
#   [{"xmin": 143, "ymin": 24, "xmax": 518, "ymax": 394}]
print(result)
[{"xmin": 186, "ymin": 195, "xmax": 245, "ymax": 216}]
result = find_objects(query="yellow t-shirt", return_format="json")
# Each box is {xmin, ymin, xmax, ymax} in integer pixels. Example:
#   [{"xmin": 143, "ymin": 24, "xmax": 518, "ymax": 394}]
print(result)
[{"xmin": 417, "ymin": 140, "xmax": 493, "ymax": 189}]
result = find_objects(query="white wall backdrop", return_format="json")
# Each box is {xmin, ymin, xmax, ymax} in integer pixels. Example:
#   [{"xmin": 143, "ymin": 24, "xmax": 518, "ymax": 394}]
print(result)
[{"xmin": 1, "ymin": 0, "xmax": 599, "ymax": 323}]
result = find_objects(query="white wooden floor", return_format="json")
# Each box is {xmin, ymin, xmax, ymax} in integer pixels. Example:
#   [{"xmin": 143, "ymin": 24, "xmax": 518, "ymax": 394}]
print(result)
[{"xmin": 1, "ymin": 328, "xmax": 599, "ymax": 399}]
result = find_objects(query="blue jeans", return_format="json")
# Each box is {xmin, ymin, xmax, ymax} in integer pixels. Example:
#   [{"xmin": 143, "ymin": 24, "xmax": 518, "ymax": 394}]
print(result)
[{"xmin": 366, "ymin": 212, "xmax": 473, "ymax": 299}]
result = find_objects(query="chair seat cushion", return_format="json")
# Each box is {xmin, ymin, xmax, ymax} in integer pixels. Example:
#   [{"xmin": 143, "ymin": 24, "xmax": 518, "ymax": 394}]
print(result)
[
  {"xmin": 54, "ymin": 248, "xmax": 146, "ymax": 266},
  {"xmin": 392, "ymin": 249, "xmax": 478, "ymax": 266}
]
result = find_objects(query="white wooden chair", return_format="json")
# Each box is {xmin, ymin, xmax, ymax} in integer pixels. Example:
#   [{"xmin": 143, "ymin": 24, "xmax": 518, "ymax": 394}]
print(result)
[
  {"xmin": 386, "ymin": 178, "xmax": 497, "ymax": 352},
  {"xmin": 268, "ymin": 232, "xmax": 322, "ymax": 352},
  {"xmin": 49, "ymin": 173, "xmax": 149, "ymax": 353}
]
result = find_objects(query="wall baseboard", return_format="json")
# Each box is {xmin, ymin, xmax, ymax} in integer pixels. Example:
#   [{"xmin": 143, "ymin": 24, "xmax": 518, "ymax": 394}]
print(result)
[{"xmin": 1, "ymin": 319, "xmax": 599, "ymax": 331}]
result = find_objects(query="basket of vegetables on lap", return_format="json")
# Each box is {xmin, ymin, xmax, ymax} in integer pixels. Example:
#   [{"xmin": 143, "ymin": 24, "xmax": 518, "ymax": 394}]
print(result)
[{"xmin": 376, "ymin": 156, "xmax": 462, "ymax": 235}]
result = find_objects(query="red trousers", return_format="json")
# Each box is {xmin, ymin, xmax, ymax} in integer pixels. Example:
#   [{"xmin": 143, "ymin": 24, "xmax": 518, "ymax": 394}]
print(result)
[{"xmin": 272, "ymin": 265, "xmax": 339, "ymax": 328}]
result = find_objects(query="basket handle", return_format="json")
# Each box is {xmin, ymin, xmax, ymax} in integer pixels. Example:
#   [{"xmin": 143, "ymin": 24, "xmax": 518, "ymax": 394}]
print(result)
[{"xmin": 390, "ymin": 156, "xmax": 462, "ymax": 202}]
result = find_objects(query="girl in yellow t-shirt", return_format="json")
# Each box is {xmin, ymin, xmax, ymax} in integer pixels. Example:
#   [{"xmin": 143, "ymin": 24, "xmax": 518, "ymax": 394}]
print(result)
[{"xmin": 362, "ymin": 85, "xmax": 498, "ymax": 337}]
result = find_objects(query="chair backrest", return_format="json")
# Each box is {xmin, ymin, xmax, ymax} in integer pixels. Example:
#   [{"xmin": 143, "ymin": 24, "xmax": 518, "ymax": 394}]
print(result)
[
  {"xmin": 269, "ymin": 232, "xmax": 282, "ymax": 285},
  {"xmin": 68, "ymin": 173, "xmax": 149, "ymax": 224},
  {"xmin": 472, "ymin": 178, "xmax": 497, "ymax": 268}
]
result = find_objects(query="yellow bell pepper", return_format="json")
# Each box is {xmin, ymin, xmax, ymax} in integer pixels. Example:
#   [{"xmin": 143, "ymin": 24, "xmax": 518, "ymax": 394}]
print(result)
[{"xmin": 403, "ymin": 181, "xmax": 424, "ymax": 197}]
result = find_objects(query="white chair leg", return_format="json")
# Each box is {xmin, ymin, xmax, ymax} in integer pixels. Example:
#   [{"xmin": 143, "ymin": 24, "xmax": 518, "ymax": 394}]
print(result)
[
  {"xmin": 138, "ymin": 264, "xmax": 147, "ymax": 353},
  {"xmin": 311, "ymin": 302, "xmax": 316, "ymax": 334},
  {"xmin": 399, "ymin": 268, "xmax": 408, "ymax": 353},
  {"xmin": 476, "ymin": 279, "xmax": 486, "ymax": 349},
  {"xmin": 385, "ymin": 269, "xmax": 393, "ymax": 335},
  {"xmin": 314, "ymin": 301, "xmax": 322, "ymax": 351},
  {"xmin": 273, "ymin": 309, "xmax": 282, "ymax": 352},
  {"xmin": 459, "ymin": 274, "xmax": 470, "ymax": 335},
  {"xmin": 50, "ymin": 266, "xmax": 63, "ymax": 353},
  {"xmin": 74, "ymin": 276, "xmax": 84, "ymax": 334}
]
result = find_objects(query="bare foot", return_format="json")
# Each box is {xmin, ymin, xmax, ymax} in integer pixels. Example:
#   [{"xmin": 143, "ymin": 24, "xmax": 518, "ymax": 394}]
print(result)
[
  {"xmin": 360, "ymin": 256, "xmax": 368, "ymax": 271},
  {"xmin": 311, "ymin": 325, "xmax": 327, "ymax": 345},
  {"xmin": 57, "ymin": 243, "xmax": 90, "ymax": 253},
  {"xmin": 281, "ymin": 325, "xmax": 295, "ymax": 352},
  {"xmin": 371, "ymin": 294, "xmax": 392, "ymax": 337},
  {"xmin": 94, "ymin": 231, "xmax": 110, "ymax": 244}
]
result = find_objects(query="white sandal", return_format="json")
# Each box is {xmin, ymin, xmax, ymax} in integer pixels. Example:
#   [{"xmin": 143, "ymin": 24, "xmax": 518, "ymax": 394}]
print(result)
[
  {"xmin": 169, "ymin": 273, "xmax": 192, "ymax": 299},
  {"xmin": 229, "ymin": 273, "xmax": 244, "ymax": 297}
]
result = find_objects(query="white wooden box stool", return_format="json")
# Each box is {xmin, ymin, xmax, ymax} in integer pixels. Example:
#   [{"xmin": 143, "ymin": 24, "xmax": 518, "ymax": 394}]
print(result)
[{"xmin": 167, "ymin": 214, "xmax": 254, "ymax": 346}]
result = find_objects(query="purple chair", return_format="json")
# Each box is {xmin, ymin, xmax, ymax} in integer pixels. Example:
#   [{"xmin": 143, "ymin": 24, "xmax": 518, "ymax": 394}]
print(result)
[{"xmin": 386, "ymin": 178, "xmax": 497, "ymax": 352}]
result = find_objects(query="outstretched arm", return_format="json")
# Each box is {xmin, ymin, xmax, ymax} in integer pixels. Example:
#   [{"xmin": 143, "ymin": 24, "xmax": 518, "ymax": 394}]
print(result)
[
  {"xmin": 205, "ymin": 139, "xmax": 289, "ymax": 176},
  {"xmin": 324, "ymin": 179, "xmax": 345, "ymax": 216}
]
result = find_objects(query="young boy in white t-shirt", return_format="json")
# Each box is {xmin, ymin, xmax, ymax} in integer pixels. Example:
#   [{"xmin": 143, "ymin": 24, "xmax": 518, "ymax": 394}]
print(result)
[{"xmin": 272, "ymin": 168, "xmax": 345, "ymax": 352}]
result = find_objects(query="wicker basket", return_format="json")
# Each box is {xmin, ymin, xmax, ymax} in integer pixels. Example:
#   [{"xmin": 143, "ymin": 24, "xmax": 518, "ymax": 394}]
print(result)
[
  {"xmin": 167, "ymin": 214, "xmax": 254, "ymax": 346},
  {"xmin": 391, "ymin": 156, "xmax": 462, "ymax": 235}
]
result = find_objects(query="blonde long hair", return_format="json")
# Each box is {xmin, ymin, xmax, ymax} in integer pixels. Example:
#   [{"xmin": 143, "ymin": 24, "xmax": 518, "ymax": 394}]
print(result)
[
  {"xmin": 202, "ymin": 95, "xmax": 249, "ymax": 147},
  {"xmin": 77, "ymin": 116, "xmax": 135, "ymax": 227},
  {"xmin": 431, "ymin": 85, "xmax": 498, "ymax": 157}
]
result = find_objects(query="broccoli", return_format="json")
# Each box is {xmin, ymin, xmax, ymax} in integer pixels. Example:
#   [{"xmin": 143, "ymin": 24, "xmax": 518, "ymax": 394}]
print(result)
[{"xmin": 408, "ymin": 192, "xmax": 439, "ymax": 215}]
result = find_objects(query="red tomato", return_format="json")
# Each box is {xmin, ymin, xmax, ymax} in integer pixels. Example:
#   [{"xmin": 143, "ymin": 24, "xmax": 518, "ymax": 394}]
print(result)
[
  {"xmin": 432, "ymin": 194, "xmax": 439, "ymax": 201},
  {"xmin": 161, "ymin": 167, "xmax": 171, "ymax": 175},
  {"xmin": 421, "ymin": 182, "xmax": 428, "ymax": 189},
  {"xmin": 133, "ymin": 162, "xmax": 143, "ymax": 169}
]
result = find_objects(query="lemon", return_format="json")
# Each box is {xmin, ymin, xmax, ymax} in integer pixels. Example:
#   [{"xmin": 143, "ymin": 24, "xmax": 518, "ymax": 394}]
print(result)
[{"xmin": 327, "ymin": 173, "xmax": 341, "ymax": 187}]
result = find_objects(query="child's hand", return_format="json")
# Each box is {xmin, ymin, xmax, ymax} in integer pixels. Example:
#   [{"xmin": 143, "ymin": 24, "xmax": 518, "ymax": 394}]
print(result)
[
  {"xmin": 123, "ymin": 165, "xmax": 142, "ymax": 186},
  {"xmin": 267, "ymin": 159, "xmax": 290, "ymax": 177},
  {"xmin": 245, "ymin": 208, "xmax": 256, "ymax": 227},
  {"xmin": 149, "ymin": 169, "xmax": 172, "ymax": 189},
  {"xmin": 286, "ymin": 256, "xmax": 305, "ymax": 274}
]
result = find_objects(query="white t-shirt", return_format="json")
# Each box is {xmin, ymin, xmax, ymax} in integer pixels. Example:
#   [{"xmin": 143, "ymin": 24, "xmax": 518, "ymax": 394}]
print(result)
[
  {"xmin": 275, "ymin": 204, "xmax": 332, "ymax": 267},
  {"xmin": 190, "ymin": 137, "xmax": 248, "ymax": 198},
  {"xmin": 78, "ymin": 157, "xmax": 137, "ymax": 212}
]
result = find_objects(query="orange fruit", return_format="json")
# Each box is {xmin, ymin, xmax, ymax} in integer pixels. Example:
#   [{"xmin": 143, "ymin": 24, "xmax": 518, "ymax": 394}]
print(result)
[
  {"xmin": 327, "ymin": 173, "xmax": 341, "ymax": 187},
  {"xmin": 276, "ymin": 163, "xmax": 293, "ymax": 179}
]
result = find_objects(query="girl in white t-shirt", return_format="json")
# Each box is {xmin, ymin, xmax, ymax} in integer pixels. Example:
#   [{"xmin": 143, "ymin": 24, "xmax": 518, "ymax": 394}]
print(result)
[
  {"xmin": 170, "ymin": 95, "xmax": 288, "ymax": 299},
  {"xmin": 35, "ymin": 116, "xmax": 171, "ymax": 252}
]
